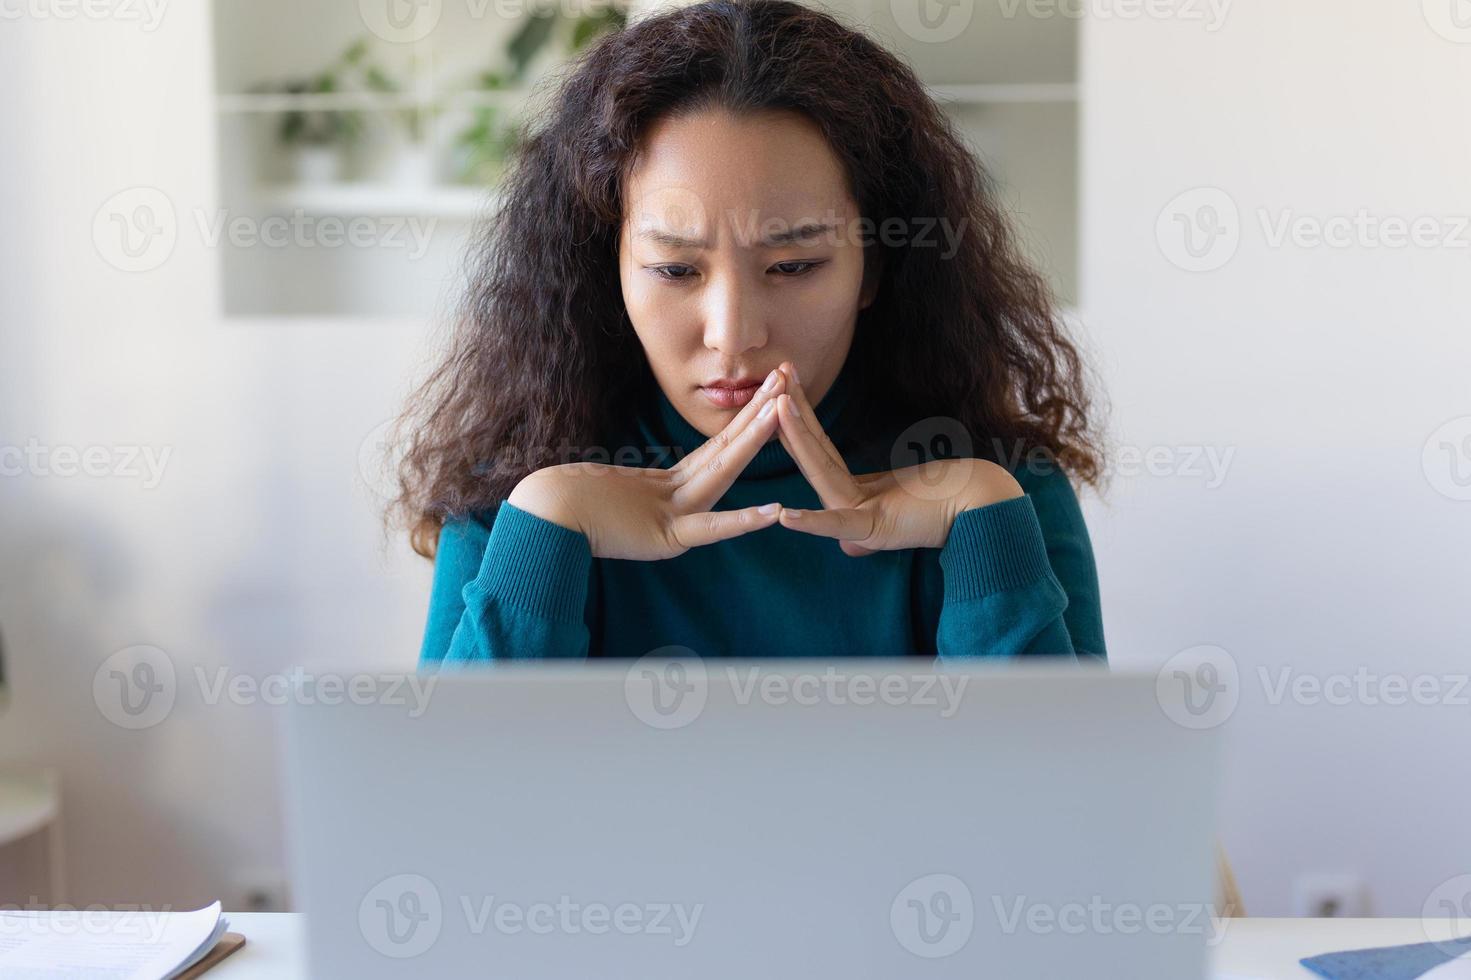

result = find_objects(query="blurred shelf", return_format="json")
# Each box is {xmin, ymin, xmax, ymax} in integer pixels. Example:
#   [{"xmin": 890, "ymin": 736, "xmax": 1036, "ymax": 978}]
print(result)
[
  {"xmin": 218, "ymin": 90, "xmax": 535, "ymax": 113},
  {"xmin": 925, "ymin": 83, "xmax": 1078, "ymax": 104},
  {"xmin": 254, "ymin": 183, "xmax": 503, "ymax": 218},
  {"xmin": 220, "ymin": 85, "xmax": 1076, "ymax": 114}
]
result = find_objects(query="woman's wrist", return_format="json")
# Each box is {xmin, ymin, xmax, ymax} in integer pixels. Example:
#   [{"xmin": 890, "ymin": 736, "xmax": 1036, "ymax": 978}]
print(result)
[
  {"xmin": 506, "ymin": 469, "xmax": 585, "ymax": 536},
  {"xmin": 955, "ymin": 463, "xmax": 1025, "ymax": 515}
]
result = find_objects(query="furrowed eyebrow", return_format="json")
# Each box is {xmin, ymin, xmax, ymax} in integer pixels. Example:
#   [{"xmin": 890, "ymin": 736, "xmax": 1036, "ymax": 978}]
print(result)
[
  {"xmin": 635, "ymin": 220, "xmax": 840, "ymax": 250},
  {"xmin": 761, "ymin": 221, "xmax": 839, "ymax": 246},
  {"xmin": 636, "ymin": 227, "xmax": 710, "ymax": 249}
]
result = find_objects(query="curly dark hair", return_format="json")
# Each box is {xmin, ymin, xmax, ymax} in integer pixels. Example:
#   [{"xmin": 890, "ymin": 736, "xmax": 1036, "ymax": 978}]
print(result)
[{"xmin": 389, "ymin": 0, "xmax": 1108, "ymax": 559}]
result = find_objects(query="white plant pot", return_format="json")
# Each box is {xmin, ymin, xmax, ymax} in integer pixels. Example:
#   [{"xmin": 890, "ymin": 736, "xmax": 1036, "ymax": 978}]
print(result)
[
  {"xmin": 386, "ymin": 142, "xmax": 436, "ymax": 189},
  {"xmin": 293, "ymin": 145, "xmax": 341, "ymax": 186}
]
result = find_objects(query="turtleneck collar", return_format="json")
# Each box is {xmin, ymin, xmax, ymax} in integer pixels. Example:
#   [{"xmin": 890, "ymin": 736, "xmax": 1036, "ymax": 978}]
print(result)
[{"xmin": 639, "ymin": 353, "xmax": 861, "ymax": 481}]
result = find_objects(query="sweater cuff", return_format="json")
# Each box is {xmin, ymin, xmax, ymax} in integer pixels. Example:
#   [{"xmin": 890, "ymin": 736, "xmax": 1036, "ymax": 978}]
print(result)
[
  {"xmin": 939, "ymin": 495, "xmax": 1053, "ymax": 601},
  {"xmin": 469, "ymin": 501, "xmax": 592, "ymax": 623}
]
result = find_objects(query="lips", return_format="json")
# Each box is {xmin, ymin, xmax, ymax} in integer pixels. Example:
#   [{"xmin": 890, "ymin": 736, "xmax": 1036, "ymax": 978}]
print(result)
[{"xmin": 699, "ymin": 381, "xmax": 761, "ymax": 409}]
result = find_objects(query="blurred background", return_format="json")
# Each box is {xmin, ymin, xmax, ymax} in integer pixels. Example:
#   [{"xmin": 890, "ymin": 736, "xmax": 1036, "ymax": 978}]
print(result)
[{"xmin": 0, "ymin": 0, "xmax": 1467, "ymax": 920}]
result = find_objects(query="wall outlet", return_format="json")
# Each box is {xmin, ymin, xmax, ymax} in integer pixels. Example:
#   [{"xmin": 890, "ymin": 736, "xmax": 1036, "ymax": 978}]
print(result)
[
  {"xmin": 228, "ymin": 868, "xmax": 291, "ymax": 913},
  {"xmin": 1292, "ymin": 872, "xmax": 1370, "ymax": 917}
]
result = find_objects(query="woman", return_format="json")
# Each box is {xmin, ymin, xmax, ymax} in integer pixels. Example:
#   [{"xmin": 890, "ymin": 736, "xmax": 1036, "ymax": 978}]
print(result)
[{"xmin": 392, "ymin": 0, "xmax": 1110, "ymax": 664}]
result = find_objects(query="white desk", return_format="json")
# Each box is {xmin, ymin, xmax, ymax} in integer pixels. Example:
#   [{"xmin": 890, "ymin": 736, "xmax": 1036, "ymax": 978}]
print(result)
[{"xmin": 213, "ymin": 915, "xmax": 1463, "ymax": 979}]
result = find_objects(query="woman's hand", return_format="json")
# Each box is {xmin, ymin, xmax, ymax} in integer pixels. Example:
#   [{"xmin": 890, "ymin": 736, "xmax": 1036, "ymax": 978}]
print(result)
[
  {"xmin": 507, "ymin": 368, "xmax": 792, "ymax": 560},
  {"xmin": 770, "ymin": 361, "xmax": 1025, "ymax": 557}
]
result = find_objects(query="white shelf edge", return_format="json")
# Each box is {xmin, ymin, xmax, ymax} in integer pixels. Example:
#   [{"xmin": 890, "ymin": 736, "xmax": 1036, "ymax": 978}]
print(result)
[
  {"xmin": 251, "ymin": 183, "xmax": 503, "ymax": 218},
  {"xmin": 925, "ymin": 83, "xmax": 1078, "ymax": 104},
  {"xmin": 217, "ymin": 91, "xmax": 533, "ymax": 113},
  {"xmin": 219, "ymin": 84, "xmax": 1077, "ymax": 114}
]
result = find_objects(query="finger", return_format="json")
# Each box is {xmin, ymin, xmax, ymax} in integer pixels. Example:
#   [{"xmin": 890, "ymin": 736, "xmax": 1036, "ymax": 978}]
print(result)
[
  {"xmin": 776, "ymin": 392, "xmax": 863, "ymax": 508},
  {"xmin": 672, "ymin": 397, "xmax": 782, "ymax": 512},
  {"xmin": 779, "ymin": 507, "xmax": 878, "ymax": 555},
  {"xmin": 669, "ymin": 503, "xmax": 782, "ymax": 550},
  {"xmin": 675, "ymin": 367, "xmax": 785, "ymax": 477},
  {"xmin": 777, "ymin": 361, "xmax": 849, "ymax": 475}
]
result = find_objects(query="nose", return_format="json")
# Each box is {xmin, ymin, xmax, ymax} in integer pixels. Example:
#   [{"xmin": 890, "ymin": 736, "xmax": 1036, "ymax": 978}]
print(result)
[{"xmin": 701, "ymin": 273, "xmax": 767, "ymax": 356}]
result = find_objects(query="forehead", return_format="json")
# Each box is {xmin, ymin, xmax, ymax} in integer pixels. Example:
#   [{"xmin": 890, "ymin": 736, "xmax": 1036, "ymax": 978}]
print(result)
[{"xmin": 622, "ymin": 107, "xmax": 856, "ymax": 228}]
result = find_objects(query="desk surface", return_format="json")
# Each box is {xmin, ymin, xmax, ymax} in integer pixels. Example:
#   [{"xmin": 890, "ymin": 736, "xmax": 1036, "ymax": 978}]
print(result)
[{"xmin": 212, "ymin": 915, "xmax": 1461, "ymax": 979}]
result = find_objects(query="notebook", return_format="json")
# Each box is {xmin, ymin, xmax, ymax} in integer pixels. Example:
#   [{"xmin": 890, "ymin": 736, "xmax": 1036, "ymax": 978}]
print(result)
[
  {"xmin": 1300, "ymin": 934, "xmax": 1471, "ymax": 980},
  {"xmin": 0, "ymin": 900, "xmax": 242, "ymax": 978}
]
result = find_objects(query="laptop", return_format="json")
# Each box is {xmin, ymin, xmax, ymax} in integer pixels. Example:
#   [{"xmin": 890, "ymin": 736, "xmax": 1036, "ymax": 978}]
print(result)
[{"xmin": 280, "ymin": 658, "xmax": 1223, "ymax": 978}]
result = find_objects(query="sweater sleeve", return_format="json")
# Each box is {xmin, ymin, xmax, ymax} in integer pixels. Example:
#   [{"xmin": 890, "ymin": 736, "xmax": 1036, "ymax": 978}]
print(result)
[
  {"xmin": 417, "ymin": 501, "xmax": 595, "ymax": 667},
  {"xmin": 934, "ymin": 463, "xmax": 1107, "ymax": 663}
]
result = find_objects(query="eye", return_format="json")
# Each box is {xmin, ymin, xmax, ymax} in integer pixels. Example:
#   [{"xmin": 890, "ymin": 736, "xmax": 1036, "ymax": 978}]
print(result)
[
  {"xmin": 771, "ymin": 261, "xmax": 824, "ymax": 277},
  {"xmin": 649, "ymin": 264, "xmax": 697, "ymax": 282}
]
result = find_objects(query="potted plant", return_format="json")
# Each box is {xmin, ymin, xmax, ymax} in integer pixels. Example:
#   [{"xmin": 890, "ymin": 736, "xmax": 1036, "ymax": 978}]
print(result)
[
  {"xmin": 258, "ymin": 43, "xmax": 371, "ymax": 185},
  {"xmin": 450, "ymin": 5, "xmax": 627, "ymax": 186},
  {"xmin": 357, "ymin": 48, "xmax": 441, "ymax": 188}
]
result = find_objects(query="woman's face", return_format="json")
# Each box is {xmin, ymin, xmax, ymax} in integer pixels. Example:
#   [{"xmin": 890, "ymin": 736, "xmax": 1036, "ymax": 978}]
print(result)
[{"xmin": 617, "ymin": 107, "xmax": 875, "ymax": 438}]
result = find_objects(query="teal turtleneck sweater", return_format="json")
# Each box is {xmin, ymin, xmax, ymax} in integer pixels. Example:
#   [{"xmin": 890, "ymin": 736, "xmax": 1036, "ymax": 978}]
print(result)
[{"xmin": 418, "ymin": 356, "xmax": 1106, "ymax": 665}]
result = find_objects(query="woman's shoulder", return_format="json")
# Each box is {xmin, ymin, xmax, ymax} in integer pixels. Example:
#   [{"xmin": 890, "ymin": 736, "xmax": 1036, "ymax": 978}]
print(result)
[{"xmin": 1005, "ymin": 451, "xmax": 1091, "ymax": 538}]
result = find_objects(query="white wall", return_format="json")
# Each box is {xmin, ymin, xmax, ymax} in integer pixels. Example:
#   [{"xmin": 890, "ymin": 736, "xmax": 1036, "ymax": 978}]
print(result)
[
  {"xmin": 0, "ymin": 6, "xmax": 434, "ymax": 908},
  {"xmin": 1080, "ymin": 0, "xmax": 1471, "ymax": 915}
]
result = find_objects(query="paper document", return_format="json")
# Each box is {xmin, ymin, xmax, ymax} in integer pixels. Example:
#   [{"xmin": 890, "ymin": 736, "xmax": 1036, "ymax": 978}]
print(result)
[{"xmin": 0, "ymin": 900, "xmax": 227, "ymax": 979}]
